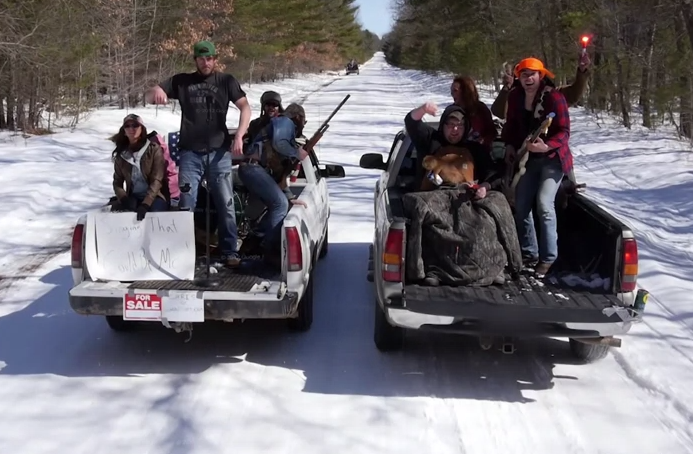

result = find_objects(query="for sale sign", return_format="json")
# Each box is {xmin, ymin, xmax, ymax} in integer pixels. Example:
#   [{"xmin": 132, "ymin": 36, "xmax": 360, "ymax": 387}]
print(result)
[{"xmin": 123, "ymin": 293, "xmax": 162, "ymax": 320}]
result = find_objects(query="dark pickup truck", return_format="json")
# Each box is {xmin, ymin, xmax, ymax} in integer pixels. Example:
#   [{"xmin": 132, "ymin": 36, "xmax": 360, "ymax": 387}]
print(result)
[{"xmin": 360, "ymin": 124, "xmax": 644, "ymax": 363}]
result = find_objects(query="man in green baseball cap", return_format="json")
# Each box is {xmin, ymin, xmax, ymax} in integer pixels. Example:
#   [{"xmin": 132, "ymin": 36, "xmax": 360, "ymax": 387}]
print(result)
[
  {"xmin": 193, "ymin": 40, "xmax": 217, "ymax": 58},
  {"xmin": 145, "ymin": 39, "xmax": 252, "ymax": 268}
]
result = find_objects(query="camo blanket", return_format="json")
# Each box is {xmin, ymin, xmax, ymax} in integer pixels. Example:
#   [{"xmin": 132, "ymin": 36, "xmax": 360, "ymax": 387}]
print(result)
[{"xmin": 401, "ymin": 188, "xmax": 523, "ymax": 286}]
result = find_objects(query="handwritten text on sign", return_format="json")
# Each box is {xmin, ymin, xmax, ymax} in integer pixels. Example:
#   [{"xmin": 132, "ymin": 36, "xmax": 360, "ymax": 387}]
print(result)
[
  {"xmin": 89, "ymin": 211, "xmax": 196, "ymax": 281},
  {"xmin": 162, "ymin": 291, "xmax": 205, "ymax": 322}
]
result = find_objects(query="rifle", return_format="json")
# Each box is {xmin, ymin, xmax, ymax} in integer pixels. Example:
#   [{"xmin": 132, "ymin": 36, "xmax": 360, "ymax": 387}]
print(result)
[
  {"xmin": 304, "ymin": 94, "xmax": 350, "ymax": 154},
  {"xmin": 289, "ymin": 94, "xmax": 350, "ymax": 181},
  {"xmin": 509, "ymin": 112, "xmax": 555, "ymax": 190},
  {"xmin": 502, "ymin": 112, "xmax": 555, "ymax": 205}
]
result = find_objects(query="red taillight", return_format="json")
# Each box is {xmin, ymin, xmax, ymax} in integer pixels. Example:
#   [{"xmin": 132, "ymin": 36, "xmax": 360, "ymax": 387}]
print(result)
[
  {"xmin": 71, "ymin": 224, "xmax": 84, "ymax": 268},
  {"xmin": 382, "ymin": 227, "xmax": 404, "ymax": 282},
  {"xmin": 286, "ymin": 226, "xmax": 302, "ymax": 272},
  {"xmin": 621, "ymin": 238, "xmax": 638, "ymax": 292}
]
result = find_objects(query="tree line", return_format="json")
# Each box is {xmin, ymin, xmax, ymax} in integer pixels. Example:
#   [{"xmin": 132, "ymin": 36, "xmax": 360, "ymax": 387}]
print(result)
[
  {"xmin": 0, "ymin": 0, "xmax": 381, "ymax": 133},
  {"xmin": 382, "ymin": 0, "xmax": 693, "ymax": 139}
]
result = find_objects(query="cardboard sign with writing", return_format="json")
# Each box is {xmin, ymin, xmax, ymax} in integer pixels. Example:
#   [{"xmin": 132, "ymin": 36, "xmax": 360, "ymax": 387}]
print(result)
[
  {"xmin": 162, "ymin": 291, "xmax": 205, "ymax": 322},
  {"xmin": 85, "ymin": 211, "xmax": 196, "ymax": 281}
]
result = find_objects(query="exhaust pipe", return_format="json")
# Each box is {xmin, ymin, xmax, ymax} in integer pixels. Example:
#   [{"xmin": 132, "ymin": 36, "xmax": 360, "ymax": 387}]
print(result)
[
  {"xmin": 501, "ymin": 336, "xmax": 515, "ymax": 354},
  {"xmin": 577, "ymin": 336, "xmax": 622, "ymax": 348}
]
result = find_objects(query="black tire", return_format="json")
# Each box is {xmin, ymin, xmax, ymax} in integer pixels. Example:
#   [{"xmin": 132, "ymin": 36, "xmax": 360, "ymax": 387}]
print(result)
[
  {"xmin": 105, "ymin": 315, "xmax": 135, "ymax": 332},
  {"xmin": 569, "ymin": 338, "xmax": 610, "ymax": 363},
  {"xmin": 288, "ymin": 275, "xmax": 314, "ymax": 331},
  {"xmin": 374, "ymin": 300, "xmax": 404, "ymax": 351},
  {"xmin": 318, "ymin": 226, "xmax": 328, "ymax": 259}
]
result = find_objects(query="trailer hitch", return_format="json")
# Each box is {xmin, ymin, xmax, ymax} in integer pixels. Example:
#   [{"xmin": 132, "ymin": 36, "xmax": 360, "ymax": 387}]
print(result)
[{"xmin": 161, "ymin": 317, "xmax": 194, "ymax": 343}]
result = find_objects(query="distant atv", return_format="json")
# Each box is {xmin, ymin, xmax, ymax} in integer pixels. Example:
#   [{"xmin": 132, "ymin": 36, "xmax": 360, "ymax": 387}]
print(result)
[{"xmin": 346, "ymin": 62, "xmax": 359, "ymax": 75}]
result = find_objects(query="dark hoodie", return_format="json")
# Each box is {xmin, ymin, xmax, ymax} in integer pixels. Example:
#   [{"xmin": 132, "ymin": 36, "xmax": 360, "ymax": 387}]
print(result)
[{"xmin": 404, "ymin": 105, "xmax": 504, "ymax": 190}]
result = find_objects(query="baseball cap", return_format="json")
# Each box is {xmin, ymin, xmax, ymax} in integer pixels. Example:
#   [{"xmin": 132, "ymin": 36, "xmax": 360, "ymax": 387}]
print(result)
[
  {"xmin": 193, "ymin": 41, "xmax": 217, "ymax": 58},
  {"xmin": 447, "ymin": 111, "xmax": 465, "ymax": 122},
  {"xmin": 122, "ymin": 114, "xmax": 144, "ymax": 127}
]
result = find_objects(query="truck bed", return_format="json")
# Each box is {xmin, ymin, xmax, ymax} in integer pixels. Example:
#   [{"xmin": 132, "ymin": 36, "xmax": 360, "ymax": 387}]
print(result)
[{"xmin": 388, "ymin": 184, "xmax": 626, "ymax": 296}]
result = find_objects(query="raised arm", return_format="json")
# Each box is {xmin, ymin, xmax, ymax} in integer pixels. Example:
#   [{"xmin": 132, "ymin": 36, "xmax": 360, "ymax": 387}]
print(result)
[{"xmin": 404, "ymin": 102, "xmax": 437, "ymax": 154}]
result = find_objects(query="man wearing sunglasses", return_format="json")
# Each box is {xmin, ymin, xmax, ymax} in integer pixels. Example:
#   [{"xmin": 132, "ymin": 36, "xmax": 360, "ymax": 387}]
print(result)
[
  {"xmin": 146, "ymin": 40, "xmax": 251, "ymax": 267},
  {"xmin": 247, "ymin": 90, "xmax": 284, "ymax": 141}
]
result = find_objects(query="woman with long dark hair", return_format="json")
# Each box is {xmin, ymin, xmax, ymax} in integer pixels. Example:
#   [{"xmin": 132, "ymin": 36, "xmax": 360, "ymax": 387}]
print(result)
[
  {"xmin": 450, "ymin": 75, "xmax": 496, "ymax": 152},
  {"xmin": 110, "ymin": 114, "xmax": 170, "ymax": 220}
]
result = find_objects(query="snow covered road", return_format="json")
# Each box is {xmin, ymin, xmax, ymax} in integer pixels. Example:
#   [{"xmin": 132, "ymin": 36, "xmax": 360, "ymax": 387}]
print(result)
[{"xmin": 1, "ymin": 53, "xmax": 692, "ymax": 454}]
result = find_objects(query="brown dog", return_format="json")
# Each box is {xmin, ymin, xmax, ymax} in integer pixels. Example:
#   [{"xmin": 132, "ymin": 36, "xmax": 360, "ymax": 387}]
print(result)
[{"xmin": 420, "ymin": 145, "xmax": 475, "ymax": 191}]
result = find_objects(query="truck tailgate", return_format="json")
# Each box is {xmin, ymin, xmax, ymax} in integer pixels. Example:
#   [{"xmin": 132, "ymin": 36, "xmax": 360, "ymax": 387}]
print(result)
[
  {"xmin": 387, "ymin": 276, "xmax": 637, "ymax": 337},
  {"xmin": 69, "ymin": 272, "xmax": 299, "ymax": 321}
]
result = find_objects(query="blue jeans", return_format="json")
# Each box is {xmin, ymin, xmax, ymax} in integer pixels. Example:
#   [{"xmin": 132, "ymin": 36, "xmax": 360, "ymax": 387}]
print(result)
[
  {"xmin": 237, "ymin": 162, "xmax": 289, "ymax": 253},
  {"xmin": 514, "ymin": 156, "xmax": 564, "ymax": 263},
  {"xmin": 178, "ymin": 149, "xmax": 238, "ymax": 257}
]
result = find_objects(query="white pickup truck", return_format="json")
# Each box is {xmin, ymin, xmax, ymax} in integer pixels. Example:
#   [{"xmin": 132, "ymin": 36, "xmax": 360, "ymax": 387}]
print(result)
[
  {"xmin": 361, "ymin": 125, "xmax": 645, "ymax": 363},
  {"xmin": 67, "ymin": 127, "xmax": 344, "ymax": 336}
]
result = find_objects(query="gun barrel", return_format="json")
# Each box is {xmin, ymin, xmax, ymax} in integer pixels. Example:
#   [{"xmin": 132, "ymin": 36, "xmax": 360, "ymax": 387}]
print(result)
[{"xmin": 315, "ymin": 94, "xmax": 350, "ymax": 132}]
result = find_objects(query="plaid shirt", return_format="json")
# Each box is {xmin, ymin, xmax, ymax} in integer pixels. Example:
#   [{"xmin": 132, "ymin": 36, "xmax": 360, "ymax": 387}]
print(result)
[{"xmin": 501, "ymin": 82, "xmax": 573, "ymax": 175}]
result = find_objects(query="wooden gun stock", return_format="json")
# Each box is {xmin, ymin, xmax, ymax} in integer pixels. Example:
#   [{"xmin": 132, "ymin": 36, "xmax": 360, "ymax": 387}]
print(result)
[{"xmin": 508, "ymin": 112, "xmax": 555, "ymax": 191}]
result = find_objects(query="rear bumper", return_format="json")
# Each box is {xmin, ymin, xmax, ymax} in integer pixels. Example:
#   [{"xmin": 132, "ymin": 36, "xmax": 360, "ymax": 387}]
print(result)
[
  {"xmin": 69, "ymin": 282, "xmax": 299, "ymax": 321},
  {"xmin": 383, "ymin": 293, "xmax": 641, "ymax": 338}
]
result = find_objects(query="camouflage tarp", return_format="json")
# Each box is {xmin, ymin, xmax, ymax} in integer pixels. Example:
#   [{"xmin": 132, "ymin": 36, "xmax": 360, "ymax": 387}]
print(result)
[{"xmin": 402, "ymin": 188, "xmax": 523, "ymax": 286}]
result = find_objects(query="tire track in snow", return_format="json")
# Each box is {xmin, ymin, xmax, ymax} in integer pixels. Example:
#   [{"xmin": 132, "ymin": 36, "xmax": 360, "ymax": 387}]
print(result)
[
  {"xmin": 0, "ymin": 234, "xmax": 72, "ymax": 297},
  {"xmin": 611, "ymin": 349, "xmax": 693, "ymax": 450},
  {"xmin": 571, "ymin": 143, "xmax": 693, "ymax": 342},
  {"xmin": 570, "ymin": 116, "xmax": 693, "ymax": 438}
]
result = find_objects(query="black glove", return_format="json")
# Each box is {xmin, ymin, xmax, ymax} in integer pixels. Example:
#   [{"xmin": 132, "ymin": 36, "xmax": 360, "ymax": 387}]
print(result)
[
  {"xmin": 136, "ymin": 203, "xmax": 150, "ymax": 221},
  {"xmin": 117, "ymin": 195, "xmax": 138, "ymax": 212}
]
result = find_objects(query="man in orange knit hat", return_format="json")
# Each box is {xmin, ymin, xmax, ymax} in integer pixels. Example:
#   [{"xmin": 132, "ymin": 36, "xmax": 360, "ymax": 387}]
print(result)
[{"xmin": 491, "ymin": 52, "xmax": 591, "ymax": 119}]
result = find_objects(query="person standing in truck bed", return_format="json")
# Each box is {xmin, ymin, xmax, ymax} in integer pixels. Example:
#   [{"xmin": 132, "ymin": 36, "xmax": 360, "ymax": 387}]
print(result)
[
  {"xmin": 145, "ymin": 40, "xmax": 251, "ymax": 268},
  {"xmin": 501, "ymin": 57, "xmax": 572, "ymax": 277}
]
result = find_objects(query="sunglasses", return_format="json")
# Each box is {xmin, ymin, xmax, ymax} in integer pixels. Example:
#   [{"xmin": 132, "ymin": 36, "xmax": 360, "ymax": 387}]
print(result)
[
  {"xmin": 264, "ymin": 102, "xmax": 279, "ymax": 108},
  {"xmin": 124, "ymin": 123, "xmax": 140, "ymax": 129}
]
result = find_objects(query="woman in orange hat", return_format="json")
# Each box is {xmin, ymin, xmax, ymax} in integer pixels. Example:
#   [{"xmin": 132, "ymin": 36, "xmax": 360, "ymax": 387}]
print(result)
[{"xmin": 500, "ymin": 57, "xmax": 573, "ymax": 277}]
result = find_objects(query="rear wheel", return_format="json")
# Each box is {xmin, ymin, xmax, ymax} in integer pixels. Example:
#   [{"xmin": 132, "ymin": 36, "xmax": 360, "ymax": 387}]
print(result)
[
  {"xmin": 288, "ymin": 275, "xmax": 314, "ymax": 331},
  {"xmin": 318, "ymin": 226, "xmax": 328, "ymax": 259},
  {"xmin": 569, "ymin": 338, "xmax": 610, "ymax": 363},
  {"xmin": 374, "ymin": 300, "xmax": 404, "ymax": 351}
]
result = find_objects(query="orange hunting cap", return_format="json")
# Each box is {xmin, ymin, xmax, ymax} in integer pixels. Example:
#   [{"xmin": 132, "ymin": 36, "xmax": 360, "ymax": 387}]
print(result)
[{"xmin": 514, "ymin": 57, "xmax": 555, "ymax": 79}]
